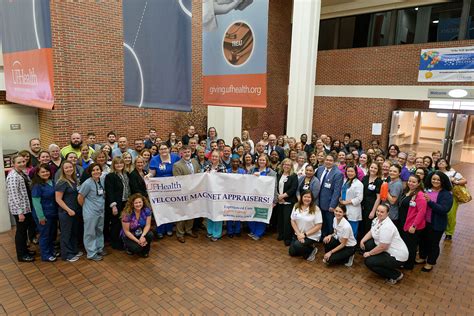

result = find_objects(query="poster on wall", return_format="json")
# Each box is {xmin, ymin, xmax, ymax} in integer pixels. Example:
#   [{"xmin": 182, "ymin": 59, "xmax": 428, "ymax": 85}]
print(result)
[
  {"xmin": 202, "ymin": 0, "xmax": 269, "ymax": 108},
  {"xmin": 418, "ymin": 46, "xmax": 474, "ymax": 82},
  {"xmin": 0, "ymin": 0, "xmax": 54, "ymax": 109},
  {"xmin": 123, "ymin": 0, "xmax": 192, "ymax": 111}
]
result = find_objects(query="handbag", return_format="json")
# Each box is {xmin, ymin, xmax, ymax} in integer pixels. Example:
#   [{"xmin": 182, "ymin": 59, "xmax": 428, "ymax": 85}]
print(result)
[{"xmin": 452, "ymin": 184, "xmax": 472, "ymax": 204}]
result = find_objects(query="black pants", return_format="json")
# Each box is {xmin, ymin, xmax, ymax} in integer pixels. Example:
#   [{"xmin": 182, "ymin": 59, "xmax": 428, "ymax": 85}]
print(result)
[
  {"xmin": 361, "ymin": 205, "xmax": 373, "ymax": 239},
  {"xmin": 58, "ymin": 211, "xmax": 78, "ymax": 260},
  {"xmin": 324, "ymin": 237, "xmax": 355, "ymax": 265},
  {"xmin": 13, "ymin": 213, "xmax": 33, "ymax": 260},
  {"xmin": 27, "ymin": 215, "xmax": 37, "ymax": 243},
  {"xmin": 105, "ymin": 203, "xmax": 125, "ymax": 249},
  {"xmin": 289, "ymin": 237, "xmax": 316, "ymax": 259},
  {"xmin": 276, "ymin": 203, "xmax": 294, "ymax": 244},
  {"xmin": 364, "ymin": 239, "xmax": 404, "ymax": 280},
  {"xmin": 418, "ymin": 223, "xmax": 444, "ymax": 265},
  {"xmin": 400, "ymin": 229, "xmax": 421, "ymax": 269},
  {"xmin": 123, "ymin": 231, "xmax": 154, "ymax": 255}
]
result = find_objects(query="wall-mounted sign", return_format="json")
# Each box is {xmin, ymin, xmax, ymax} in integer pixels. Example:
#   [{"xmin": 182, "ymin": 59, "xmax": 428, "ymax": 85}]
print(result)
[
  {"xmin": 428, "ymin": 89, "xmax": 474, "ymax": 100},
  {"xmin": 418, "ymin": 46, "xmax": 474, "ymax": 82},
  {"xmin": 9, "ymin": 124, "xmax": 21, "ymax": 130}
]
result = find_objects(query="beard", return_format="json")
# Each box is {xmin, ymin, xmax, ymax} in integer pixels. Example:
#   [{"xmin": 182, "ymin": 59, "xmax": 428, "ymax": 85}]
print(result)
[{"xmin": 71, "ymin": 141, "xmax": 83, "ymax": 149}]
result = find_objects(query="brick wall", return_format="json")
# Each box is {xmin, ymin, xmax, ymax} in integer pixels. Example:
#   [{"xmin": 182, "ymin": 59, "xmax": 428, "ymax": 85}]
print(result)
[
  {"xmin": 316, "ymin": 39, "xmax": 474, "ymax": 86},
  {"xmin": 36, "ymin": 0, "xmax": 292, "ymax": 147},
  {"xmin": 313, "ymin": 39, "xmax": 474, "ymax": 147}
]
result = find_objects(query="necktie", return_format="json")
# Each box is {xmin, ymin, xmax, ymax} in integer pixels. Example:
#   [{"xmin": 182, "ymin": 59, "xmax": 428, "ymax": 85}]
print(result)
[
  {"xmin": 320, "ymin": 169, "xmax": 329, "ymax": 189},
  {"xmin": 186, "ymin": 161, "xmax": 194, "ymax": 174}
]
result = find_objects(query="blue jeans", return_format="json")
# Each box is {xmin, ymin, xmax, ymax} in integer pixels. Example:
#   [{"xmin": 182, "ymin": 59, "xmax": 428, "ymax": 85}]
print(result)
[
  {"xmin": 32, "ymin": 211, "xmax": 58, "ymax": 261},
  {"xmin": 207, "ymin": 219, "xmax": 222, "ymax": 238},
  {"xmin": 226, "ymin": 221, "xmax": 241, "ymax": 235}
]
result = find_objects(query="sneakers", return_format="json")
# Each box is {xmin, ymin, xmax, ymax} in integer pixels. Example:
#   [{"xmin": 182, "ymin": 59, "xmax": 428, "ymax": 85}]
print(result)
[
  {"xmin": 67, "ymin": 256, "xmax": 79, "ymax": 262},
  {"xmin": 97, "ymin": 250, "xmax": 108, "ymax": 256},
  {"xmin": 45, "ymin": 256, "xmax": 57, "ymax": 262},
  {"xmin": 166, "ymin": 231, "xmax": 173, "ymax": 237},
  {"xmin": 88, "ymin": 254, "xmax": 103, "ymax": 261},
  {"xmin": 248, "ymin": 233, "xmax": 255, "ymax": 238},
  {"xmin": 250, "ymin": 234, "xmax": 260, "ymax": 241},
  {"xmin": 156, "ymin": 233, "xmax": 164, "ymax": 239},
  {"xmin": 345, "ymin": 254, "xmax": 355, "ymax": 267},
  {"xmin": 18, "ymin": 255, "xmax": 35, "ymax": 262},
  {"xmin": 386, "ymin": 272, "xmax": 404, "ymax": 285},
  {"xmin": 307, "ymin": 247, "xmax": 318, "ymax": 262},
  {"xmin": 76, "ymin": 251, "xmax": 84, "ymax": 257}
]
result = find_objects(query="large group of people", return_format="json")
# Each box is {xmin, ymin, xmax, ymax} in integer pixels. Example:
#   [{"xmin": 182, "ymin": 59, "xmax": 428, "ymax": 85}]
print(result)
[{"xmin": 6, "ymin": 127, "xmax": 467, "ymax": 285}]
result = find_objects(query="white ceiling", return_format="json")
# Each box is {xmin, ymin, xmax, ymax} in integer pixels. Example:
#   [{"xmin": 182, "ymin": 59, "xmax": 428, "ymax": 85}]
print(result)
[{"xmin": 321, "ymin": 0, "xmax": 452, "ymax": 19}]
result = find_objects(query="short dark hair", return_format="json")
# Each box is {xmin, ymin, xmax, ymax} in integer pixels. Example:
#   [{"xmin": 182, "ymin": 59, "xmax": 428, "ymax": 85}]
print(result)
[
  {"xmin": 149, "ymin": 128, "xmax": 156, "ymax": 133},
  {"xmin": 87, "ymin": 132, "xmax": 96, "ymax": 137},
  {"xmin": 180, "ymin": 145, "xmax": 191, "ymax": 151},
  {"xmin": 107, "ymin": 131, "xmax": 116, "ymax": 137},
  {"xmin": 343, "ymin": 133, "xmax": 351, "ymax": 138},
  {"xmin": 435, "ymin": 157, "xmax": 451, "ymax": 171}
]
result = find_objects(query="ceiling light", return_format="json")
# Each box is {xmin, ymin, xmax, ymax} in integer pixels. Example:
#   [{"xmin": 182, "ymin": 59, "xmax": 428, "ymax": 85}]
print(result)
[
  {"xmin": 432, "ymin": 20, "xmax": 439, "ymax": 24},
  {"xmin": 448, "ymin": 89, "xmax": 468, "ymax": 98},
  {"xmin": 415, "ymin": 7, "xmax": 418, "ymax": 11}
]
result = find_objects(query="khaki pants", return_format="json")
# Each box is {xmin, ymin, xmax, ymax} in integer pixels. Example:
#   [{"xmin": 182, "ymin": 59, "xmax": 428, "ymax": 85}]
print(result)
[{"xmin": 176, "ymin": 219, "xmax": 194, "ymax": 237}]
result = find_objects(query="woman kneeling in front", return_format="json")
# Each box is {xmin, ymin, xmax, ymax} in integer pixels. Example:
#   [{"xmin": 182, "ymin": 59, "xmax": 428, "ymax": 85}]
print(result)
[
  {"xmin": 360, "ymin": 203, "xmax": 408, "ymax": 285},
  {"xmin": 121, "ymin": 194, "xmax": 154, "ymax": 257},
  {"xmin": 322, "ymin": 204, "xmax": 357, "ymax": 267},
  {"xmin": 289, "ymin": 190, "xmax": 322, "ymax": 262}
]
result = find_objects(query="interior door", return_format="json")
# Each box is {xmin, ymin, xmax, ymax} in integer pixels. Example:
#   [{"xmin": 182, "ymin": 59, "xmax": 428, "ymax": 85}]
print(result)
[
  {"xmin": 389, "ymin": 111, "xmax": 401, "ymax": 145},
  {"xmin": 449, "ymin": 114, "xmax": 469, "ymax": 165}
]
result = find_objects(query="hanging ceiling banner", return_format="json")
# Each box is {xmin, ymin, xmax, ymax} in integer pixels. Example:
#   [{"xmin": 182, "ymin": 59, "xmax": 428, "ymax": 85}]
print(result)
[
  {"xmin": 418, "ymin": 46, "xmax": 474, "ymax": 82},
  {"xmin": 0, "ymin": 0, "xmax": 54, "ymax": 109},
  {"xmin": 123, "ymin": 0, "xmax": 192, "ymax": 111},
  {"xmin": 202, "ymin": 0, "xmax": 268, "ymax": 108}
]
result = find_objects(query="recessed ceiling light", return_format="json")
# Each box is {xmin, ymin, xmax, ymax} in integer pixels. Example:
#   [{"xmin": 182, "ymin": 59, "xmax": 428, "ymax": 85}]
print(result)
[
  {"xmin": 415, "ymin": 7, "xmax": 419, "ymax": 11},
  {"xmin": 448, "ymin": 89, "xmax": 468, "ymax": 98},
  {"xmin": 432, "ymin": 20, "xmax": 439, "ymax": 24}
]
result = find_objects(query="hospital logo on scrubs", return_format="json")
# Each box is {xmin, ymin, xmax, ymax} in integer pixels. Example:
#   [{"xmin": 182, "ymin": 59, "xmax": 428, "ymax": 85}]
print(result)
[{"xmin": 253, "ymin": 207, "xmax": 268, "ymax": 219}]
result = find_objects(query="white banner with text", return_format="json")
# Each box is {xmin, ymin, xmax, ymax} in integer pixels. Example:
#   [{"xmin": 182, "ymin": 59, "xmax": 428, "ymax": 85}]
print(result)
[{"xmin": 146, "ymin": 173, "xmax": 275, "ymax": 226}]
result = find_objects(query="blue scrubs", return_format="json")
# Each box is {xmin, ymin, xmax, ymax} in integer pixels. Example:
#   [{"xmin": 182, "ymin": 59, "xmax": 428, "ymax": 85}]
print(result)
[{"xmin": 149, "ymin": 154, "xmax": 180, "ymax": 235}]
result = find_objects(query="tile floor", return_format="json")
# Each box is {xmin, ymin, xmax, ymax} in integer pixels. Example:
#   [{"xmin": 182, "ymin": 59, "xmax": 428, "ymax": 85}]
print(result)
[{"xmin": 0, "ymin": 164, "xmax": 473, "ymax": 315}]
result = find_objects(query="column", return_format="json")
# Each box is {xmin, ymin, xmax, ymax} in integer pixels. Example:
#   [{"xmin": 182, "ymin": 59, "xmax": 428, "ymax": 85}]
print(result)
[
  {"xmin": 286, "ymin": 0, "xmax": 321, "ymax": 142},
  {"xmin": 207, "ymin": 106, "xmax": 242, "ymax": 146},
  {"xmin": 0, "ymin": 136, "xmax": 12, "ymax": 233}
]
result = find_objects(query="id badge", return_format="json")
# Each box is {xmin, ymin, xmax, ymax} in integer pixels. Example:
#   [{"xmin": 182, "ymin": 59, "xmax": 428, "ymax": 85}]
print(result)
[
  {"xmin": 159, "ymin": 163, "xmax": 166, "ymax": 171},
  {"xmin": 324, "ymin": 182, "xmax": 331, "ymax": 189},
  {"xmin": 97, "ymin": 188, "xmax": 104, "ymax": 196},
  {"xmin": 303, "ymin": 184, "xmax": 309, "ymax": 190},
  {"xmin": 409, "ymin": 200, "xmax": 416, "ymax": 207}
]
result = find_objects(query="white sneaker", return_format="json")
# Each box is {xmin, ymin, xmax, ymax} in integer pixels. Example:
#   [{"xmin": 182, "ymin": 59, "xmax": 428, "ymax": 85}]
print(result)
[
  {"xmin": 67, "ymin": 256, "xmax": 79, "ymax": 262},
  {"xmin": 345, "ymin": 254, "xmax": 355, "ymax": 267},
  {"xmin": 76, "ymin": 251, "xmax": 84, "ymax": 257},
  {"xmin": 307, "ymin": 247, "xmax": 318, "ymax": 261}
]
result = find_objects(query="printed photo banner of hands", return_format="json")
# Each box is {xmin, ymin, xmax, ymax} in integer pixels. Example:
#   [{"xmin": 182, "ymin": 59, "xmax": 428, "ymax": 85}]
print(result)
[{"xmin": 202, "ymin": 0, "xmax": 268, "ymax": 108}]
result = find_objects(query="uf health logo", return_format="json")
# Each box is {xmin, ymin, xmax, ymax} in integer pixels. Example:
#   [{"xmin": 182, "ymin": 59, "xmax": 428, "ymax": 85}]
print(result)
[
  {"xmin": 146, "ymin": 180, "xmax": 182, "ymax": 193},
  {"xmin": 11, "ymin": 61, "xmax": 38, "ymax": 86}
]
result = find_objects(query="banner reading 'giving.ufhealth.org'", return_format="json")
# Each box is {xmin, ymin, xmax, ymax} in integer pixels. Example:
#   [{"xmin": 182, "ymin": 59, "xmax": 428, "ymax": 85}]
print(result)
[
  {"xmin": 0, "ymin": 0, "xmax": 54, "ymax": 109},
  {"xmin": 202, "ymin": 0, "xmax": 268, "ymax": 108},
  {"xmin": 147, "ymin": 173, "xmax": 275, "ymax": 226}
]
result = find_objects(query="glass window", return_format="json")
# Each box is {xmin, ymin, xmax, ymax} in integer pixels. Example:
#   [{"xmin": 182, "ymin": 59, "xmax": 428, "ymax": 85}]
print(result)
[
  {"xmin": 318, "ymin": 19, "xmax": 337, "ymax": 51},
  {"xmin": 395, "ymin": 8, "xmax": 417, "ymax": 44},
  {"xmin": 428, "ymin": 2, "xmax": 463, "ymax": 42},
  {"xmin": 367, "ymin": 11, "xmax": 393, "ymax": 47}
]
